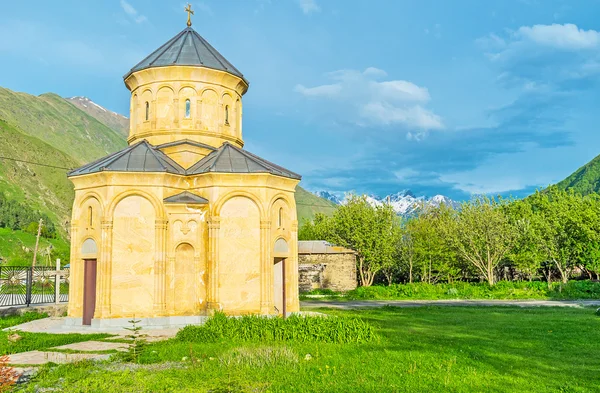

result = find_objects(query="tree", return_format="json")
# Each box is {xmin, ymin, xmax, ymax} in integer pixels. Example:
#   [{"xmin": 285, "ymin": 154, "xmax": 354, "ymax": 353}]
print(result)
[
  {"xmin": 528, "ymin": 188, "xmax": 600, "ymax": 283},
  {"xmin": 503, "ymin": 199, "xmax": 544, "ymax": 280},
  {"xmin": 443, "ymin": 196, "xmax": 518, "ymax": 286}
]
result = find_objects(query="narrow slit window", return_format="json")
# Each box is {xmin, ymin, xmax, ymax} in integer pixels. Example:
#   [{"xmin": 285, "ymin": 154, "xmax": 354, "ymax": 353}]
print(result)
[
  {"xmin": 145, "ymin": 101, "xmax": 150, "ymax": 121},
  {"xmin": 88, "ymin": 206, "xmax": 93, "ymax": 227},
  {"xmin": 278, "ymin": 207, "xmax": 283, "ymax": 228},
  {"xmin": 185, "ymin": 99, "xmax": 191, "ymax": 118},
  {"xmin": 225, "ymin": 105, "xmax": 229, "ymax": 125}
]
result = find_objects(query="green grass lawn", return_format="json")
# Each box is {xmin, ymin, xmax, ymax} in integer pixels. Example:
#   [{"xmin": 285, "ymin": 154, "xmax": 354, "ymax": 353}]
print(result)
[
  {"xmin": 1, "ymin": 312, "xmax": 112, "ymax": 356},
  {"xmin": 15, "ymin": 306, "xmax": 600, "ymax": 392}
]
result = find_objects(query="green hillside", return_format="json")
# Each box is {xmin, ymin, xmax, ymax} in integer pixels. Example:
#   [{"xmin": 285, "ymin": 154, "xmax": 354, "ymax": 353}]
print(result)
[
  {"xmin": 0, "ymin": 88, "xmax": 126, "ymax": 164},
  {"xmin": 0, "ymin": 119, "xmax": 78, "ymax": 235},
  {"xmin": 556, "ymin": 154, "xmax": 600, "ymax": 195},
  {"xmin": 0, "ymin": 228, "xmax": 69, "ymax": 266},
  {"xmin": 295, "ymin": 186, "xmax": 337, "ymax": 225}
]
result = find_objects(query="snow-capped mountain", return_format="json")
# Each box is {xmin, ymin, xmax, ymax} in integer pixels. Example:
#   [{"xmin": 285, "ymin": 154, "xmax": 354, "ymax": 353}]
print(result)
[
  {"xmin": 314, "ymin": 191, "xmax": 343, "ymax": 205},
  {"xmin": 67, "ymin": 96, "xmax": 129, "ymax": 137},
  {"xmin": 313, "ymin": 189, "xmax": 457, "ymax": 217}
]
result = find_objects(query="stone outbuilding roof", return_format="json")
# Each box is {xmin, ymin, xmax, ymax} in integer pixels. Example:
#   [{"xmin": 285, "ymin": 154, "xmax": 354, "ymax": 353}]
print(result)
[
  {"xmin": 163, "ymin": 191, "xmax": 209, "ymax": 204},
  {"xmin": 298, "ymin": 241, "xmax": 356, "ymax": 255},
  {"xmin": 69, "ymin": 141, "xmax": 301, "ymax": 180},
  {"xmin": 124, "ymin": 27, "xmax": 247, "ymax": 84}
]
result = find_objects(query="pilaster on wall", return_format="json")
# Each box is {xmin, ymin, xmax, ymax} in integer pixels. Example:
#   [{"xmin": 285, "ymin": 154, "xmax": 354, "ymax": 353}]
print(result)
[
  {"xmin": 97, "ymin": 220, "xmax": 113, "ymax": 318},
  {"xmin": 154, "ymin": 219, "xmax": 168, "ymax": 315},
  {"xmin": 67, "ymin": 221, "xmax": 80, "ymax": 317},
  {"xmin": 289, "ymin": 221, "xmax": 300, "ymax": 312},
  {"xmin": 207, "ymin": 216, "xmax": 220, "ymax": 312},
  {"xmin": 260, "ymin": 219, "xmax": 272, "ymax": 314}
]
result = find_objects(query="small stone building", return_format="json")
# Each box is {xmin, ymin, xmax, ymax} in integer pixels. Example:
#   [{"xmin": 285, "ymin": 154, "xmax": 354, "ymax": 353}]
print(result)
[{"xmin": 298, "ymin": 241, "xmax": 357, "ymax": 292}]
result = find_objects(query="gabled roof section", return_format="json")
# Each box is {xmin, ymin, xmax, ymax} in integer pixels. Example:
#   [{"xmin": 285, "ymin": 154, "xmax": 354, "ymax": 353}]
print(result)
[
  {"xmin": 124, "ymin": 27, "xmax": 247, "ymax": 84},
  {"xmin": 187, "ymin": 142, "xmax": 301, "ymax": 180},
  {"xmin": 164, "ymin": 191, "xmax": 208, "ymax": 204},
  {"xmin": 156, "ymin": 139, "xmax": 217, "ymax": 151},
  {"xmin": 68, "ymin": 140, "xmax": 186, "ymax": 177}
]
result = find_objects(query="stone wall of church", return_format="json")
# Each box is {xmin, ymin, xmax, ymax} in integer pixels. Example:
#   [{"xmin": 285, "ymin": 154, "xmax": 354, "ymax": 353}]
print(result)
[{"xmin": 67, "ymin": 171, "xmax": 300, "ymax": 321}]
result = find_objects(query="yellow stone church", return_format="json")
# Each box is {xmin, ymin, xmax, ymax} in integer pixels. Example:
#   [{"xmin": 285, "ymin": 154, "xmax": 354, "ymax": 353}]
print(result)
[{"xmin": 66, "ymin": 13, "xmax": 300, "ymax": 326}]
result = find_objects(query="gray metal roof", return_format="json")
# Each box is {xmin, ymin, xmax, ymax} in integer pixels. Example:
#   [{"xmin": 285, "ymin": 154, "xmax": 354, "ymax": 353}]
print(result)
[
  {"xmin": 164, "ymin": 191, "xmax": 208, "ymax": 204},
  {"xmin": 69, "ymin": 141, "xmax": 300, "ymax": 180},
  {"xmin": 187, "ymin": 142, "xmax": 302, "ymax": 180},
  {"xmin": 124, "ymin": 27, "xmax": 247, "ymax": 83},
  {"xmin": 156, "ymin": 139, "xmax": 216, "ymax": 152},
  {"xmin": 298, "ymin": 241, "xmax": 356, "ymax": 255},
  {"xmin": 68, "ymin": 140, "xmax": 186, "ymax": 176}
]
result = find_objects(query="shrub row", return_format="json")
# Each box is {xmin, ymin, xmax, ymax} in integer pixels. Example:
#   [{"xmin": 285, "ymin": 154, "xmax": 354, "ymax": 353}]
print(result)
[
  {"xmin": 343, "ymin": 280, "xmax": 600, "ymax": 300},
  {"xmin": 176, "ymin": 312, "xmax": 376, "ymax": 344}
]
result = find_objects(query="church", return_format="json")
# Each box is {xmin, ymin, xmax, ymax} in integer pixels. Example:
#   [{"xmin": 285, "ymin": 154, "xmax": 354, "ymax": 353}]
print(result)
[{"xmin": 66, "ymin": 7, "xmax": 301, "ymax": 326}]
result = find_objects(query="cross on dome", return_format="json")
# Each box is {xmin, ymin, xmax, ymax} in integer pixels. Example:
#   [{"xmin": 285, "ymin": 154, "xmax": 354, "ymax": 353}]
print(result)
[{"xmin": 185, "ymin": 3, "xmax": 194, "ymax": 27}]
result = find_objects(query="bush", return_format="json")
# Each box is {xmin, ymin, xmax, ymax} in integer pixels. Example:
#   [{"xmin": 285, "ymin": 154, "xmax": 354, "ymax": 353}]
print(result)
[
  {"xmin": 344, "ymin": 281, "xmax": 600, "ymax": 301},
  {"xmin": 176, "ymin": 312, "xmax": 376, "ymax": 344}
]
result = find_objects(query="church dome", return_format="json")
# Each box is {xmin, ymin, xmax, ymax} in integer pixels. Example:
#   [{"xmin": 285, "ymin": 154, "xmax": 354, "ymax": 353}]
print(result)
[{"xmin": 123, "ymin": 27, "xmax": 247, "ymax": 84}]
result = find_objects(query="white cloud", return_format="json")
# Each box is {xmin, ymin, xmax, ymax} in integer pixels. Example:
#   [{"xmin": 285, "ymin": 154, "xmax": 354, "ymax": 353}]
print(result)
[
  {"xmin": 363, "ymin": 67, "xmax": 387, "ymax": 78},
  {"xmin": 361, "ymin": 102, "xmax": 443, "ymax": 129},
  {"xmin": 516, "ymin": 24, "xmax": 600, "ymax": 50},
  {"xmin": 295, "ymin": 67, "xmax": 443, "ymax": 131},
  {"xmin": 298, "ymin": 0, "xmax": 320, "ymax": 14},
  {"xmin": 120, "ymin": 0, "xmax": 147, "ymax": 24},
  {"xmin": 294, "ymin": 83, "xmax": 341, "ymax": 97},
  {"xmin": 375, "ymin": 81, "xmax": 431, "ymax": 102}
]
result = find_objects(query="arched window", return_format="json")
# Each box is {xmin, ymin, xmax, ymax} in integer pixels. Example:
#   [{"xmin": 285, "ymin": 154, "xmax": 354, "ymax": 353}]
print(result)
[
  {"xmin": 185, "ymin": 99, "xmax": 191, "ymax": 118},
  {"xmin": 225, "ymin": 105, "xmax": 229, "ymax": 125},
  {"xmin": 88, "ymin": 206, "xmax": 93, "ymax": 227},
  {"xmin": 278, "ymin": 207, "xmax": 283, "ymax": 228},
  {"xmin": 145, "ymin": 102, "xmax": 150, "ymax": 121}
]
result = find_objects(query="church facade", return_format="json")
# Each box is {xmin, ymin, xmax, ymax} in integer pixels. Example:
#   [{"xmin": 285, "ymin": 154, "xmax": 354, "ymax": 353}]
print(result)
[{"xmin": 66, "ymin": 19, "xmax": 300, "ymax": 325}]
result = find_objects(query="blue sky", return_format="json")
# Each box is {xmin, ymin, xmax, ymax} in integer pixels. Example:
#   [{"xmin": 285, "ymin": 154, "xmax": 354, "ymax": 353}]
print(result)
[{"xmin": 1, "ymin": 0, "xmax": 600, "ymax": 201}]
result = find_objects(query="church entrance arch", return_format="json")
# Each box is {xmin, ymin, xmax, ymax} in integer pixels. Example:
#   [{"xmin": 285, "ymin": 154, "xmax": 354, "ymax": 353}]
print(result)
[
  {"xmin": 273, "ymin": 238, "xmax": 289, "ymax": 316},
  {"xmin": 81, "ymin": 238, "xmax": 98, "ymax": 325}
]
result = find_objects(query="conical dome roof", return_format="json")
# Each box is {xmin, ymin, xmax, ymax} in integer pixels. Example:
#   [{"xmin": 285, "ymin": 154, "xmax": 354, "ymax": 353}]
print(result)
[{"xmin": 124, "ymin": 27, "xmax": 247, "ymax": 84}]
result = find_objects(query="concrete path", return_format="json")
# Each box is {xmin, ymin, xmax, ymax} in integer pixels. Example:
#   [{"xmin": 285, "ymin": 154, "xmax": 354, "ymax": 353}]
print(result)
[
  {"xmin": 51, "ymin": 340, "xmax": 128, "ymax": 352},
  {"xmin": 4, "ymin": 317, "xmax": 179, "ymax": 340},
  {"xmin": 8, "ymin": 350, "xmax": 111, "ymax": 366},
  {"xmin": 301, "ymin": 299, "xmax": 600, "ymax": 310}
]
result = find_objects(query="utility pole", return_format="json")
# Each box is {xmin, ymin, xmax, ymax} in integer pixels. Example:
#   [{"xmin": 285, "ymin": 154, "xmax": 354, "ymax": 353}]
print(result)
[{"xmin": 32, "ymin": 218, "xmax": 43, "ymax": 267}]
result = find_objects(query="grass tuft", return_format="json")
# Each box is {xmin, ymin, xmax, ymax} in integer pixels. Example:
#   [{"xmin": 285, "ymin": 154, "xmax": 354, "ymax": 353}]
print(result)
[{"xmin": 176, "ymin": 312, "xmax": 377, "ymax": 344}]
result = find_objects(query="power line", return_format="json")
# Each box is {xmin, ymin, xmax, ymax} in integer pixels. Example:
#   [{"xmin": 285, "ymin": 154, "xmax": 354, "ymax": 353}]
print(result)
[{"xmin": 0, "ymin": 156, "xmax": 73, "ymax": 171}]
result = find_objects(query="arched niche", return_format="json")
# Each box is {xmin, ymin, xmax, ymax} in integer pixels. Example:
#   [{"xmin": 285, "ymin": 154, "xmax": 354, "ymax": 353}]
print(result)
[
  {"xmin": 80, "ymin": 196, "xmax": 102, "ymax": 230},
  {"xmin": 172, "ymin": 243, "xmax": 199, "ymax": 315},
  {"xmin": 81, "ymin": 238, "xmax": 98, "ymax": 256},
  {"xmin": 218, "ymin": 196, "xmax": 261, "ymax": 312},
  {"xmin": 111, "ymin": 195, "xmax": 156, "ymax": 316},
  {"xmin": 201, "ymin": 89, "xmax": 218, "ymax": 131},
  {"xmin": 274, "ymin": 238, "xmax": 289, "ymax": 258},
  {"xmin": 156, "ymin": 86, "xmax": 174, "ymax": 129}
]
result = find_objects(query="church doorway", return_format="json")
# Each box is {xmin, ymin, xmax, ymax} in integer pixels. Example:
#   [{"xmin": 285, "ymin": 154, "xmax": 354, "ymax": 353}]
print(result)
[
  {"xmin": 82, "ymin": 259, "xmax": 97, "ymax": 325},
  {"xmin": 273, "ymin": 258, "xmax": 286, "ymax": 316},
  {"xmin": 273, "ymin": 238, "xmax": 290, "ymax": 316}
]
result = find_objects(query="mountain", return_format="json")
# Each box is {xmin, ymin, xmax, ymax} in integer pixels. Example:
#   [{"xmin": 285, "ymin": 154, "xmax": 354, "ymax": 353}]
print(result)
[
  {"xmin": 0, "ymin": 87, "xmax": 126, "ymax": 164},
  {"xmin": 67, "ymin": 96, "xmax": 129, "ymax": 138},
  {"xmin": 314, "ymin": 191, "xmax": 343, "ymax": 205},
  {"xmin": 296, "ymin": 187, "xmax": 338, "ymax": 224},
  {"xmin": 555, "ymin": 153, "xmax": 600, "ymax": 195},
  {"xmin": 312, "ymin": 189, "xmax": 457, "ymax": 217}
]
